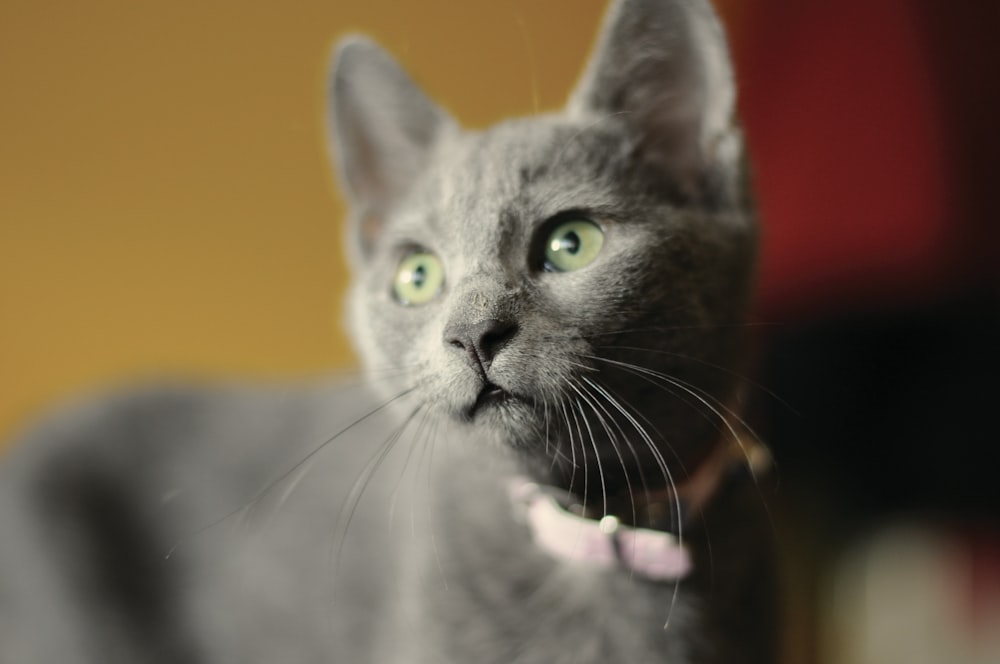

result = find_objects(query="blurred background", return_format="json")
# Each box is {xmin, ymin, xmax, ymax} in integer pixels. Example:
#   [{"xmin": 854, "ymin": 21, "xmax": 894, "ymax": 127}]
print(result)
[{"xmin": 2, "ymin": 0, "xmax": 999, "ymax": 662}]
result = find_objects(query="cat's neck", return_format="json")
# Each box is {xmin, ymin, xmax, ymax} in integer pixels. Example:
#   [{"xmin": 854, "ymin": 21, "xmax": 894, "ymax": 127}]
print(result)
[{"xmin": 524, "ymin": 433, "xmax": 769, "ymax": 532}]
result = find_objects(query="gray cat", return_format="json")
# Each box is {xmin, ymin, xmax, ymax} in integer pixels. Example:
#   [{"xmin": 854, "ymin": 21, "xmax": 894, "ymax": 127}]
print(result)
[{"xmin": 0, "ymin": 0, "xmax": 776, "ymax": 662}]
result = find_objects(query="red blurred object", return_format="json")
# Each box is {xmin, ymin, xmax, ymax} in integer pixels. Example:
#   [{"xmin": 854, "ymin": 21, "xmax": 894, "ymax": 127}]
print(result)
[
  {"xmin": 958, "ymin": 529, "xmax": 1000, "ymax": 638},
  {"xmin": 729, "ymin": 0, "xmax": 1000, "ymax": 320}
]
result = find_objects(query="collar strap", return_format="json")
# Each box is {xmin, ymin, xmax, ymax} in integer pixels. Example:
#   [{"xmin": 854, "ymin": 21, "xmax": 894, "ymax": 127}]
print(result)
[{"xmin": 508, "ymin": 435, "xmax": 770, "ymax": 581}]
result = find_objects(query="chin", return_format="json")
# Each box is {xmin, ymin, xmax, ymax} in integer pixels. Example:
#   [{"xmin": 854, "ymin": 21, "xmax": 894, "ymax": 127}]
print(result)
[{"xmin": 455, "ymin": 399, "xmax": 542, "ymax": 452}]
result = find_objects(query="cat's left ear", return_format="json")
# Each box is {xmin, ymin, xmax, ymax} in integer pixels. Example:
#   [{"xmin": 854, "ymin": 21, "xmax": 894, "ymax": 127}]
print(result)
[
  {"xmin": 568, "ymin": 0, "xmax": 739, "ymax": 195},
  {"xmin": 327, "ymin": 37, "xmax": 455, "ymax": 257}
]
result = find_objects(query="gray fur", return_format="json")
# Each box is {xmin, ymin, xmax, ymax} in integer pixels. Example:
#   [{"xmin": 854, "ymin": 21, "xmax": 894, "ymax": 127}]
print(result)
[{"xmin": 0, "ymin": 1, "xmax": 775, "ymax": 662}]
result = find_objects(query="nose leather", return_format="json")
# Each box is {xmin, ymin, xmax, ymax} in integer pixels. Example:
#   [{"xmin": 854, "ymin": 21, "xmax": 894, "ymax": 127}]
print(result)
[{"xmin": 444, "ymin": 319, "xmax": 517, "ymax": 373}]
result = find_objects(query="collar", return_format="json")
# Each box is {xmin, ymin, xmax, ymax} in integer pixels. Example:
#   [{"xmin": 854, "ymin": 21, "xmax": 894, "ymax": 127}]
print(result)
[{"xmin": 508, "ymin": 434, "xmax": 770, "ymax": 581}]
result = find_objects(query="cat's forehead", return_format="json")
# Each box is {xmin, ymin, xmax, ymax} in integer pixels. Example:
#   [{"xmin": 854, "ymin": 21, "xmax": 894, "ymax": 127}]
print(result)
[{"xmin": 413, "ymin": 115, "xmax": 632, "ymax": 236}]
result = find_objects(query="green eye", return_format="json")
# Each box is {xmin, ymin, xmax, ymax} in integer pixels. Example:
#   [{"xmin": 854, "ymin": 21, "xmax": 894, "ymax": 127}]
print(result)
[
  {"xmin": 544, "ymin": 219, "xmax": 604, "ymax": 272},
  {"xmin": 393, "ymin": 251, "xmax": 444, "ymax": 305}
]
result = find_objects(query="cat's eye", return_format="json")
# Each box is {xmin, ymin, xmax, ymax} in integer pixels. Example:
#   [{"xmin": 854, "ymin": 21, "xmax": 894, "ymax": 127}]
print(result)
[
  {"xmin": 544, "ymin": 219, "xmax": 604, "ymax": 272},
  {"xmin": 393, "ymin": 251, "xmax": 444, "ymax": 305}
]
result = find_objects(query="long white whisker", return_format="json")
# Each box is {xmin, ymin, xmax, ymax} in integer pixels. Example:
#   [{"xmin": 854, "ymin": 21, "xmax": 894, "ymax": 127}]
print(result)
[
  {"xmin": 388, "ymin": 406, "xmax": 434, "ymax": 534},
  {"xmin": 166, "ymin": 387, "xmax": 417, "ymax": 559},
  {"xmin": 572, "ymin": 378, "xmax": 637, "ymax": 528},
  {"xmin": 595, "ymin": 343, "xmax": 795, "ymax": 413},
  {"xmin": 578, "ymin": 376, "xmax": 650, "ymax": 491},
  {"xmin": 566, "ymin": 398, "xmax": 591, "ymax": 505},
  {"xmin": 595, "ymin": 357, "xmax": 764, "ymax": 480},
  {"xmin": 578, "ymin": 376, "xmax": 686, "ymax": 629},
  {"xmin": 559, "ymin": 399, "xmax": 581, "ymax": 498},
  {"xmin": 572, "ymin": 393, "xmax": 607, "ymax": 516},
  {"xmin": 331, "ymin": 404, "xmax": 426, "ymax": 580},
  {"xmin": 580, "ymin": 377, "xmax": 673, "ymax": 492}
]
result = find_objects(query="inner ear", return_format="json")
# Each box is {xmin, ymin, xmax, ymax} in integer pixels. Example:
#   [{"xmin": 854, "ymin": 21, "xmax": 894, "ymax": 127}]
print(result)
[
  {"xmin": 327, "ymin": 37, "xmax": 455, "ymax": 258},
  {"xmin": 567, "ymin": 0, "xmax": 738, "ymax": 193}
]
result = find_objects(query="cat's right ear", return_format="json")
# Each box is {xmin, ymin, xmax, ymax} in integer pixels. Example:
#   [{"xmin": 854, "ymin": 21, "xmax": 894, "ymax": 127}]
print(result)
[{"xmin": 327, "ymin": 37, "xmax": 454, "ymax": 258}]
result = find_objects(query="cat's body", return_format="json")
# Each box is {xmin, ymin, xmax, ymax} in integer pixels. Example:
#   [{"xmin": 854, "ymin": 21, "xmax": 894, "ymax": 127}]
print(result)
[
  {"xmin": 0, "ymin": 1, "xmax": 776, "ymax": 662},
  {"xmin": 0, "ymin": 381, "xmax": 773, "ymax": 663}
]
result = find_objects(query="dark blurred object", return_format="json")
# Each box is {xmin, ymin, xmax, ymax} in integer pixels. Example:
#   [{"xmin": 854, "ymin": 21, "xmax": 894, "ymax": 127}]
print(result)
[{"xmin": 758, "ymin": 292, "xmax": 1000, "ymax": 522}]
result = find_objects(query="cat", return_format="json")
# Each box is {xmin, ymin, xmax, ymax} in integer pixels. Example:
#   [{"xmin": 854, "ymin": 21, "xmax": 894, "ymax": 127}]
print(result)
[{"xmin": 0, "ymin": 0, "xmax": 776, "ymax": 662}]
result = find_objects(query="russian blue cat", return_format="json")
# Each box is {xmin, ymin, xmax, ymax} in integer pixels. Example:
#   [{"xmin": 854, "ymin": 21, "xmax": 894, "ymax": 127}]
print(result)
[{"xmin": 0, "ymin": 0, "xmax": 776, "ymax": 661}]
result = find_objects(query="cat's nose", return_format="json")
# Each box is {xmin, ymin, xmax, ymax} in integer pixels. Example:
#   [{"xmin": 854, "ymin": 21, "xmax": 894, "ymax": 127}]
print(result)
[{"xmin": 444, "ymin": 319, "xmax": 518, "ymax": 373}]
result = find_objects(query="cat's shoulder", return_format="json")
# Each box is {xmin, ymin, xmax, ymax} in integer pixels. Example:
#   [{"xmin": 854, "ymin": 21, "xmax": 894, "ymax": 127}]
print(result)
[
  {"xmin": 0, "ymin": 379, "xmax": 376, "ymax": 527},
  {"xmin": 0, "ymin": 378, "xmax": 383, "ymax": 663}
]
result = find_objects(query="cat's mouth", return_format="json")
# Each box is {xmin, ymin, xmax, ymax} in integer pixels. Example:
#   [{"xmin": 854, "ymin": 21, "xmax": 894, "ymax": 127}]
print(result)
[{"xmin": 468, "ymin": 382, "xmax": 512, "ymax": 417}]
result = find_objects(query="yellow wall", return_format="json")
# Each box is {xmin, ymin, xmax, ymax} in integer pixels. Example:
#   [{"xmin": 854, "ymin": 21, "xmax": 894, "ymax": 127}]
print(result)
[{"xmin": 0, "ymin": 0, "xmax": 615, "ymax": 440}]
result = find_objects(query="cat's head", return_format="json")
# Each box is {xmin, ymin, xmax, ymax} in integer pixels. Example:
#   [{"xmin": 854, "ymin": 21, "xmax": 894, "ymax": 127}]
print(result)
[{"xmin": 327, "ymin": 0, "xmax": 756, "ymax": 495}]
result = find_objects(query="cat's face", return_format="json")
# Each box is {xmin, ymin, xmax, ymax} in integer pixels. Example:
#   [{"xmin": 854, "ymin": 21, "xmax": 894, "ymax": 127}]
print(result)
[{"xmin": 330, "ymin": 0, "xmax": 755, "ymax": 494}]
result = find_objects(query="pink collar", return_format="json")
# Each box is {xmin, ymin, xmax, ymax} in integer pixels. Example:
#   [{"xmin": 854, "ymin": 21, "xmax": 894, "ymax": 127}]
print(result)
[
  {"xmin": 509, "ymin": 478, "xmax": 693, "ymax": 580},
  {"xmin": 508, "ymin": 435, "xmax": 770, "ymax": 581}
]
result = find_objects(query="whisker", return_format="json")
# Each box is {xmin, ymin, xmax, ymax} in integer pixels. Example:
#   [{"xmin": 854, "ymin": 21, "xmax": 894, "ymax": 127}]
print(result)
[
  {"xmin": 578, "ymin": 376, "xmax": 649, "ymax": 488},
  {"xmin": 572, "ymin": 393, "xmax": 607, "ymax": 516},
  {"xmin": 263, "ymin": 455, "xmax": 319, "ymax": 528},
  {"xmin": 578, "ymin": 376, "xmax": 686, "ymax": 629},
  {"xmin": 579, "ymin": 378, "xmax": 649, "ymax": 491},
  {"xmin": 331, "ymin": 403, "xmax": 426, "ymax": 580},
  {"xmin": 594, "ymin": 343, "xmax": 795, "ymax": 413},
  {"xmin": 512, "ymin": 13, "xmax": 540, "ymax": 115},
  {"xmin": 559, "ymin": 399, "xmax": 582, "ymax": 500},
  {"xmin": 588, "ymin": 355, "xmax": 780, "ymax": 556},
  {"xmin": 580, "ymin": 321, "xmax": 782, "ymax": 338},
  {"xmin": 581, "ymin": 379, "xmax": 675, "ymax": 512},
  {"xmin": 165, "ymin": 387, "xmax": 417, "ymax": 559},
  {"xmin": 583, "ymin": 354, "xmax": 727, "ymax": 442},
  {"xmin": 594, "ymin": 356, "xmax": 766, "ymax": 481},
  {"xmin": 388, "ymin": 406, "xmax": 434, "ymax": 534},
  {"xmin": 572, "ymin": 378, "xmax": 636, "ymax": 528},
  {"xmin": 539, "ymin": 396, "xmax": 576, "ymax": 472}
]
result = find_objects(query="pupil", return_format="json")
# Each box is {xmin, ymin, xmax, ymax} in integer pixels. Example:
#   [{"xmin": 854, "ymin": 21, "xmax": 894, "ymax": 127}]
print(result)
[
  {"xmin": 412, "ymin": 264, "xmax": 426, "ymax": 288},
  {"xmin": 560, "ymin": 230, "xmax": 581, "ymax": 255}
]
